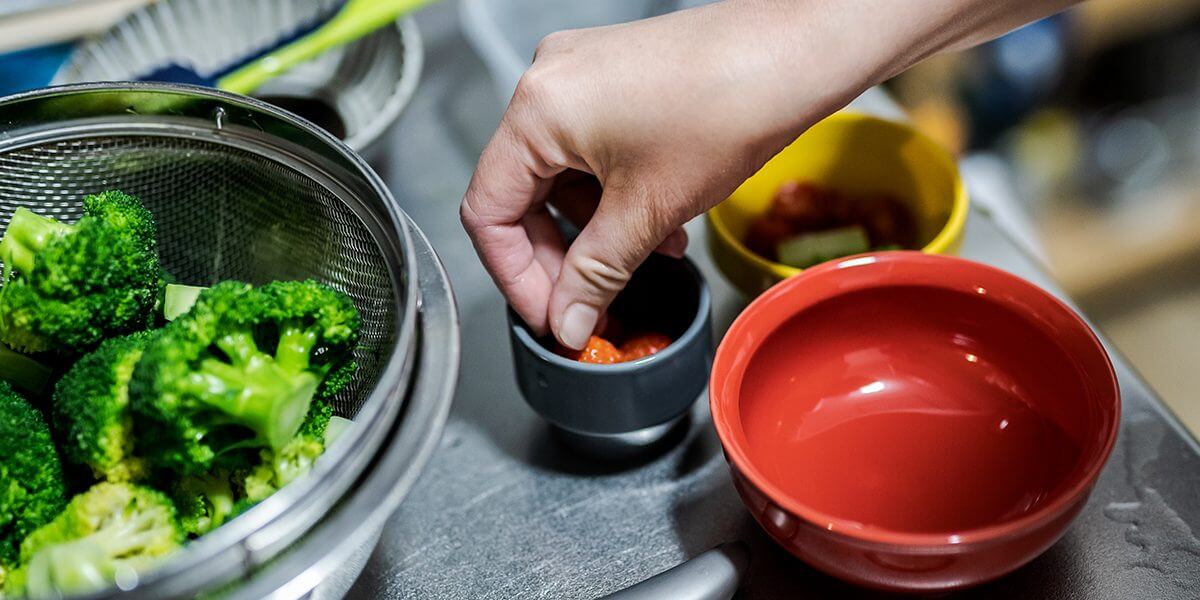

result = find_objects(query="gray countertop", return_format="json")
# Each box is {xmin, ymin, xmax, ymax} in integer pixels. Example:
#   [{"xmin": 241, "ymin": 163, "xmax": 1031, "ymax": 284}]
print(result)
[{"xmin": 348, "ymin": 5, "xmax": 1200, "ymax": 598}]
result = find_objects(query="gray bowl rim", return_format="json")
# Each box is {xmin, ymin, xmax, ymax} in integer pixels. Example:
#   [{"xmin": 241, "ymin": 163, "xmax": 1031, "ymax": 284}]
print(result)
[{"xmin": 509, "ymin": 254, "xmax": 712, "ymax": 373}]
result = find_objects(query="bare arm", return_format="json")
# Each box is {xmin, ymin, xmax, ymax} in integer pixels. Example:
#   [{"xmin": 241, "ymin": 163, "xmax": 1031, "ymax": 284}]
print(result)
[{"xmin": 461, "ymin": 0, "xmax": 1083, "ymax": 349}]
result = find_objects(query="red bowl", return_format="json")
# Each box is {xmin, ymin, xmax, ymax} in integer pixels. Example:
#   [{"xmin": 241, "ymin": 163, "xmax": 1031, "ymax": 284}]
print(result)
[{"xmin": 709, "ymin": 252, "xmax": 1119, "ymax": 593}]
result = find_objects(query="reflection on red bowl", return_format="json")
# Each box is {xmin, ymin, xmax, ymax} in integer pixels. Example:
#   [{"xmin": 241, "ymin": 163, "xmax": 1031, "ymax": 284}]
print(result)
[{"xmin": 709, "ymin": 252, "xmax": 1120, "ymax": 593}]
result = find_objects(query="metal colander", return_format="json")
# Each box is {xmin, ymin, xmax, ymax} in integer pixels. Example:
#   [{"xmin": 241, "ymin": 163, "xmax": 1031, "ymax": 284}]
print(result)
[
  {"xmin": 53, "ymin": 0, "xmax": 424, "ymax": 154},
  {"xmin": 0, "ymin": 83, "xmax": 420, "ymax": 598}
]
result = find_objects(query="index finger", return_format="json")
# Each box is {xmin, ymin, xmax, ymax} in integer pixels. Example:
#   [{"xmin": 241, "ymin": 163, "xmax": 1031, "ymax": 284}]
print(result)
[{"xmin": 460, "ymin": 118, "xmax": 565, "ymax": 334}]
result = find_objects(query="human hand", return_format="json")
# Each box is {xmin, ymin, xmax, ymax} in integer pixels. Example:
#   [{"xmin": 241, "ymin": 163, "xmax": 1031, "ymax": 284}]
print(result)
[{"xmin": 461, "ymin": 0, "xmax": 1081, "ymax": 350}]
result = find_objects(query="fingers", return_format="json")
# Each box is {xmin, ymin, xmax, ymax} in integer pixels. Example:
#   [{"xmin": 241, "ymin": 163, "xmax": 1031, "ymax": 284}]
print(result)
[
  {"xmin": 547, "ymin": 171, "xmax": 689, "ymax": 259},
  {"xmin": 655, "ymin": 228, "xmax": 689, "ymax": 258},
  {"xmin": 547, "ymin": 183, "xmax": 680, "ymax": 349},
  {"xmin": 523, "ymin": 204, "xmax": 567, "ymax": 285},
  {"xmin": 460, "ymin": 120, "xmax": 564, "ymax": 334}
]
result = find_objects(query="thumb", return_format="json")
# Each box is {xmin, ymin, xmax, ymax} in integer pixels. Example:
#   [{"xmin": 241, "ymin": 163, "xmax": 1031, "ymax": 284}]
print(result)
[{"xmin": 548, "ymin": 184, "xmax": 679, "ymax": 350}]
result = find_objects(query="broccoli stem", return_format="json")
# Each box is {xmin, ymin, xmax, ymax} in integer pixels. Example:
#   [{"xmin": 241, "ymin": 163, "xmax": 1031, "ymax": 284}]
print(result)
[
  {"xmin": 276, "ymin": 324, "xmax": 319, "ymax": 373},
  {"xmin": 192, "ymin": 474, "xmax": 234, "ymax": 531},
  {"xmin": 163, "ymin": 284, "xmax": 206, "ymax": 321},
  {"xmin": 215, "ymin": 330, "xmax": 260, "ymax": 366},
  {"xmin": 187, "ymin": 326, "xmax": 318, "ymax": 450},
  {"xmin": 0, "ymin": 208, "xmax": 73, "ymax": 275},
  {"xmin": 0, "ymin": 342, "xmax": 53, "ymax": 395}
]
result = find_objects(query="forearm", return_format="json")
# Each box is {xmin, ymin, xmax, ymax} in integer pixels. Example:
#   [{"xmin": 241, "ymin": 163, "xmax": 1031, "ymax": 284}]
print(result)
[{"xmin": 702, "ymin": 0, "xmax": 1081, "ymax": 143}]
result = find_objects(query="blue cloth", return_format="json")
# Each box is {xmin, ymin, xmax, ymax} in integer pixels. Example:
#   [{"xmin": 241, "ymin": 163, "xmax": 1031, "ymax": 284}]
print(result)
[{"xmin": 0, "ymin": 42, "xmax": 74, "ymax": 96}]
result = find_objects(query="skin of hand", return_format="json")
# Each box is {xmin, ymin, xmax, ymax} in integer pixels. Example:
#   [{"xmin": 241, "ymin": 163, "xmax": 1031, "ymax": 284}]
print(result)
[{"xmin": 461, "ymin": 0, "xmax": 1081, "ymax": 350}]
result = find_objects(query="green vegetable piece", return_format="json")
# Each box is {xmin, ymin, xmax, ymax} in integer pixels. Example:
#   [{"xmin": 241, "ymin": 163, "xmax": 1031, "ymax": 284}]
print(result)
[
  {"xmin": 0, "ymin": 383, "xmax": 67, "ymax": 568},
  {"xmin": 0, "ymin": 209, "xmax": 71, "ymax": 276},
  {"xmin": 0, "ymin": 191, "xmax": 162, "ymax": 355},
  {"xmin": 163, "ymin": 284, "xmax": 207, "ymax": 322},
  {"xmin": 52, "ymin": 331, "xmax": 157, "ymax": 482},
  {"xmin": 776, "ymin": 225, "xmax": 871, "ymax": 269},
  {"xmin": 4, "ymin": 482, "xmax": 181, "ymax": 598},
  {"xmin": 171, "ymin": 471, "xmax": 235, "ymax": 537},
  {"xmin": 236, "ymin": 399, "xmax": 333, "ymax": 503},
  {"xmin": 131, "ymin": 280, "xmax": 360, "ymax": 476}
]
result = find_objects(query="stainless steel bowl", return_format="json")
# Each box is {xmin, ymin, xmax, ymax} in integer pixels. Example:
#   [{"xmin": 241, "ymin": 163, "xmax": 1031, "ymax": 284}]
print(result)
[
  {"xmin": 52, "ymin": 0, "xmax": 423, "ymax": 155},
  {"xmin": 0, "ymin": 82, "xmax": 453, "ymax": 598}
]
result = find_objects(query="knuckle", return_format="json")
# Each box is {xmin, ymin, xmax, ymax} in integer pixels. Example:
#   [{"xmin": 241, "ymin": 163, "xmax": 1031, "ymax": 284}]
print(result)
[
  {"xmin": 459, "ymin": 198, "xmax": 482, "ymax": 232},
  {"xmin": 569, "ymin": 253, "xmax": 632, "ymax": 296},
  {"xmin": 514, "ymin": 65, "xmax": 553, "ymax": 104},
  {"xmin": 534, "ymin": 30, "xmax": 572, "ymax": 57}
]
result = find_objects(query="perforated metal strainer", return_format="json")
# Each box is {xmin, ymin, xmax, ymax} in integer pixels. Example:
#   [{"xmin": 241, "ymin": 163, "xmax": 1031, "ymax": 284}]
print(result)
[{"xmin": 0, "ymin": 82, "xmax": 428, "ymax": 598}]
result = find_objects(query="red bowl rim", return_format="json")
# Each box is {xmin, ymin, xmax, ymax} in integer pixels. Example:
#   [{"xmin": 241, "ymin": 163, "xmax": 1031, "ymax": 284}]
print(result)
[{"xmin": 709, "ymin": 251, "xmax": 1121, "ymax": 548}]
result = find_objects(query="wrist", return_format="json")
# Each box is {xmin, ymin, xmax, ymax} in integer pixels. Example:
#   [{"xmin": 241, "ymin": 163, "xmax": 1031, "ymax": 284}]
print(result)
[{"xmin": 703, "ymin": 0, "xmax": 894, "ymax": 142}]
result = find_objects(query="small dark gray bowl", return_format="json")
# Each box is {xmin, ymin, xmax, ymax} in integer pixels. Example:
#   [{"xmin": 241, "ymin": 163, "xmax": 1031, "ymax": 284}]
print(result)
[{"xmin": 509, "ymin": 254, "xmax": 714, "ymax": 460}]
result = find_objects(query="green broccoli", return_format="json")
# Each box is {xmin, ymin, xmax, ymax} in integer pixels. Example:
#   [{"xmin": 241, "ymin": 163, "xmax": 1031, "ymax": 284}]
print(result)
[
  {"xmin": 0, "ymin": 383, "xmax": 67, "ymax": 571},
  {"xmin": 52, "ymin": 331, "xmax": 158, "ymax": 483},
  {"xmin": 162, "ymin": 282, "xmax": 356, "ymax": 398},
  {"xmin": 170, "ymin": 471, "xmax": 235, "ymax": 537},
  {"xmin": 236, "ymin": 399, "xmax": 332, "ymax": 503},
  {"xmin": 163, "ymin": 284, "xmax": 206, "ymax": 322},
  {"xmin": 3, "ymin": 482, "xmax": 181, "ymax": 598},
  {"xmin": 0, "ymin": 191, "xmax": 161, "ymax": 355},
  {"xmin": 131, "ymin": 280, "xmax": 360, "ymax": 477}
]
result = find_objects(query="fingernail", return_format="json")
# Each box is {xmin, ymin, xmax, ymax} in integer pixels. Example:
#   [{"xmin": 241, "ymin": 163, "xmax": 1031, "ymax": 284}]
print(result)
[{"xmin": 557, "ymin": 303, "xmax": 598, "ymax": 350}]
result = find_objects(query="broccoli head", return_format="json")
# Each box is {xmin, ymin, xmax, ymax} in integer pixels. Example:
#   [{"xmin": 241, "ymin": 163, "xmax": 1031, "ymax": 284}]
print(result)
[
  {"xmin": 170, "ymin": 471, "xmax": 235, "ymax": 537},
  {"xmin": 0, "ymin": 191, "xmax": 161, "ymax": 355},
  {"xmin": 3, "ymin": 482, "xmax": 181, "ymax": 598},
  {"xmin": 0, "ymin": 382, "xmax": 67, "ymax": 569},
  {"xmin": 52, "ymin": 331, "xmax": 158, "ymax": 483},
  {"xmin": 236, "ymin": 399, "xmax": 332, "ymax": 504},
  {"xmin": 131, "ymin": 280, "xmax": 359, "ymax": 476}
]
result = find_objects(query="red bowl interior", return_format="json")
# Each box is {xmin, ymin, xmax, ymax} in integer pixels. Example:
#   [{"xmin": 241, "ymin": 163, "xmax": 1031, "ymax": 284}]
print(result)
[{"xmin": 711, "ymin": 252, "xmax": 1120, "ymax": 546}]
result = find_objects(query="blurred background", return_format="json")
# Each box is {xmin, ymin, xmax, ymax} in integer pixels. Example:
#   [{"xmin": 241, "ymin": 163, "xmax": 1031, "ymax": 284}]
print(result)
[{"xmin": 1, "ymin": 0, "xmax": 1197, "ymax": 432}]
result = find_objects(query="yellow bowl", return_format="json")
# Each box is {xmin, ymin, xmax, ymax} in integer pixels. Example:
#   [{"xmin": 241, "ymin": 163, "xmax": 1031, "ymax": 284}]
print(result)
[{"xmin": 706, "ymin": 112, "xmax": 969, "ymax": 296}]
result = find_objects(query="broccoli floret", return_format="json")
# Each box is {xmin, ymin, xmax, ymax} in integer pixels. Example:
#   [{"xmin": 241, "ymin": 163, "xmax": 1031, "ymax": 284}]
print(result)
[
  {"xmin": 3, "ymin": 482, "xmax": 181, "ymax": 598},
  {"xmin": 297, "ymin": 397, "xmax": 333, "ymax": 441},
  {"xmin": 318, "ymin": 359, "xmax": 357, "ymax": 400},
  {"xmin": 52, "ymin": 331, "xmax": 157, "ymax": 483},
  {"xmin": 0, "ymin": 191, "xmax": 162, "ymax": 355},
  {"xmin": 131, "ymin": 280, "xmax": 360, "ymax": 476},
  {"xmin": 170, "ymin": 471, "xmax": 235, "ymax": 537},
  {"xmin": 0, "ymin": 383, "xmax": 67, "ymax": 569},
  {"xmin": 235, "ymin": 399, "xmax": 332, "ymax": 503},
  {"xmin": 238, "ymin": 437, "xmax": 325, "ymax": 504}
]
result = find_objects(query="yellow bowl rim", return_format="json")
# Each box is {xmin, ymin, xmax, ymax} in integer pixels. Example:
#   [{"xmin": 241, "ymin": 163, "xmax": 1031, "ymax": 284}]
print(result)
[{"xmin": 706, "ymin": 111, "xmax": 970, "ymax": 280}]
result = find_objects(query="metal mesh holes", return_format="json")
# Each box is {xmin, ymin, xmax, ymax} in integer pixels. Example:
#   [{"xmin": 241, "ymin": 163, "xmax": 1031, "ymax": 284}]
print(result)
[{"xmin": 0, "ymin": 135, "xmax": 394, "ymax": 417}]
